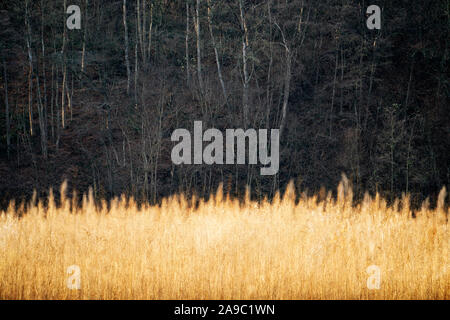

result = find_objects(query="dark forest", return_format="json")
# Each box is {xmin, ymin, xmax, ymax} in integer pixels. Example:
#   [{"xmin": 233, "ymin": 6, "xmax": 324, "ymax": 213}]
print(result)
[{"xmin": 0, "ymin": 0, "xmax": 449, "ymax": 207}]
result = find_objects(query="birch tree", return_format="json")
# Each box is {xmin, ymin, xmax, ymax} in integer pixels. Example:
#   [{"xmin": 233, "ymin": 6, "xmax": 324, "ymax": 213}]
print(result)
[
  {"xmin": 207, "ymin": 0, "xmax": 227, "ymax": 103},
  {"xmin": 123, "ymin": 0, "xmax": 131, "ymax": 95},
  {"xmin": 185, "ymin": 0, "xmax": 190, "ymax": 84},
  {"xmin": 147, "ymin": 1, "xmax": 154, "ymax": 63},
  {"xmin": 2, "ymin": 59, "xmax": 10, "ymax": 158},
  {"xmin": 61, "ymin": 0, "xmax": 67, "ymax": 129},
  {"xmin": 25, "ymin": 0, "xmax": 34, "ymax": 136},
  {"xmin": 239, "ymin": 0, "xmax": 250, "ymax": 127},
  {"xmin": 81, "ymin": 0, "xmax": 88, "ymax": 72},
  {"xmin": 194, "ymin": 0, "xmax": 204, "ymax": 93},
  {"xmin": 275, "ymin": 2, "xmax": 310, "ymax": 138}
]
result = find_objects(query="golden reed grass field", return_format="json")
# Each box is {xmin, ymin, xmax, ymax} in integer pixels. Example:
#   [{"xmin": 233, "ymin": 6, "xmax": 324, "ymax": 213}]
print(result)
[{"xmin": 0, "ymin": 179, "xmax": 448, "ymax": 300}]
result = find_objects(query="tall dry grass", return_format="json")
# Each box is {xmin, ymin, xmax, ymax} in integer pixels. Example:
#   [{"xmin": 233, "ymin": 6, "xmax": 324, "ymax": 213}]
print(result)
[{"xmin": 0, "ymin": 179, "xmax": 448, "ymax": 299}]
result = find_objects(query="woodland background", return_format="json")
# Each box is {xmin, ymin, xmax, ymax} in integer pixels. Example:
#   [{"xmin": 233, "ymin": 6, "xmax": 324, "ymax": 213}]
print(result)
[{"xmin": 0, "ymin": 0, "xmax": 448, "ymax": 207}]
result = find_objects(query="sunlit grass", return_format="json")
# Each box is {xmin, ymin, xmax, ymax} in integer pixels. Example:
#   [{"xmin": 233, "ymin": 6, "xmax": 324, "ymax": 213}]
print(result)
[{"xmin": 0, "ymin": 178, "xmax": 448, "ymax": 299}]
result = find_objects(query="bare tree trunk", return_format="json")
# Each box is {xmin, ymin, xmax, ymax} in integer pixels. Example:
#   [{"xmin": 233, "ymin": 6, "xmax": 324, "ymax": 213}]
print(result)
[
  {"xmin": 406, "ymin": 120, "xmax": 416, "ymax": 194},
  {"xmin": 55, "ymin": 64, "xmax": 61, "ymax": 150},
  {"xmin": 134, "ymin": 30, "xmax": 139, "ymax": 106},
  {"xmin": 356, "ymin": 36, "xmax": 365, "ymax": 128},
  {"xmin": 36, "ymin": 2, "xmax": 48, "ymax": 158},
  {"xmin": 405, "ymin": 59, "xmax": 415, "ymax": 108},
  {"xmin": 36, "ymin": 71, "xmax": 48, "ymax": 159},
  {"xmin": 137, "ymin": 0, "xmax": 144, "ymax": 61},
  {"xmin": 207, "ymin": 0, "xmax": 227, "ymax": 103},
  {"xmin": 147, "ymin": 1, "xmax": 153, "ymax": 63},
  {"xmin": 141, "ymin": 119, "xmax": 149, "ymax": 200},
  {"xmin": 279, "ymin": 51, "xmax": 291, "ymax": 137},
  {"xmin": 142, "ymin": 0, "xmax": 147, "ymax": 62},
  {"xmin": 81, "ymin": 0, "xmax": 88, "ymax": 72},
  {"xmin": 2, "ymin": 59, "xmax": 10, "ymax": 158},
  {"xmin": 365, "ymin": 37, "xmax": 378, "ymax": 130},
  {"xmin": 61, "ymin": 68, "xmax": 66, "ymax": 128},
  {"xmin": 389, "ymin": 108, "xmax": 395, "ymax": 197},
  {"xmin": 40, "ymin": 0, "xmax": 47, "ymax": 115},
  {"xmin": 50, "ymin": 63, "xmax": 55, "ymax": 141},
  {"xmin": 195, "ymin": 0, "xmax": 204, "ymax": 93},
  {"xmin": 67, "ymin": 77, "xmax": 73, "ymax": 121},
  {"xmin": 185, "ymin": 1, "xmax": 190, "ymax": 84},
  {"xmin": 61, "ymin": 0, "xmax": 67, "ymax": 129},
  {"xmin": 123, "ymin": 0, "xmax": 131, "ymax": 95},
  {"xmin": 340, "ymin": 45, "xmax": 344, "ymax": 114},
  {"xmin": 274, "ymin": 23, "xmax": 291, "ymax": 138},
  {"xmin": 278, "ymin": 3, "xmax": 309, "ymax": 137},
  {"xmin": 266, "ymin": 0, "xmax": 273, "ymax": 128},
  {"xmin": 330, "ymin": 45, "xmax": 339, "ymax": 137},
  {"xmin": 25, "ymin": 1, "xmax": 34, "ymax": 136},
  {"xmin": 239, "ymin": 0, "xmax": 250, "ymax": 127},
  {"xmin": 153, "ymin": 98, "xmax": 164, "ymax": 202}
]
